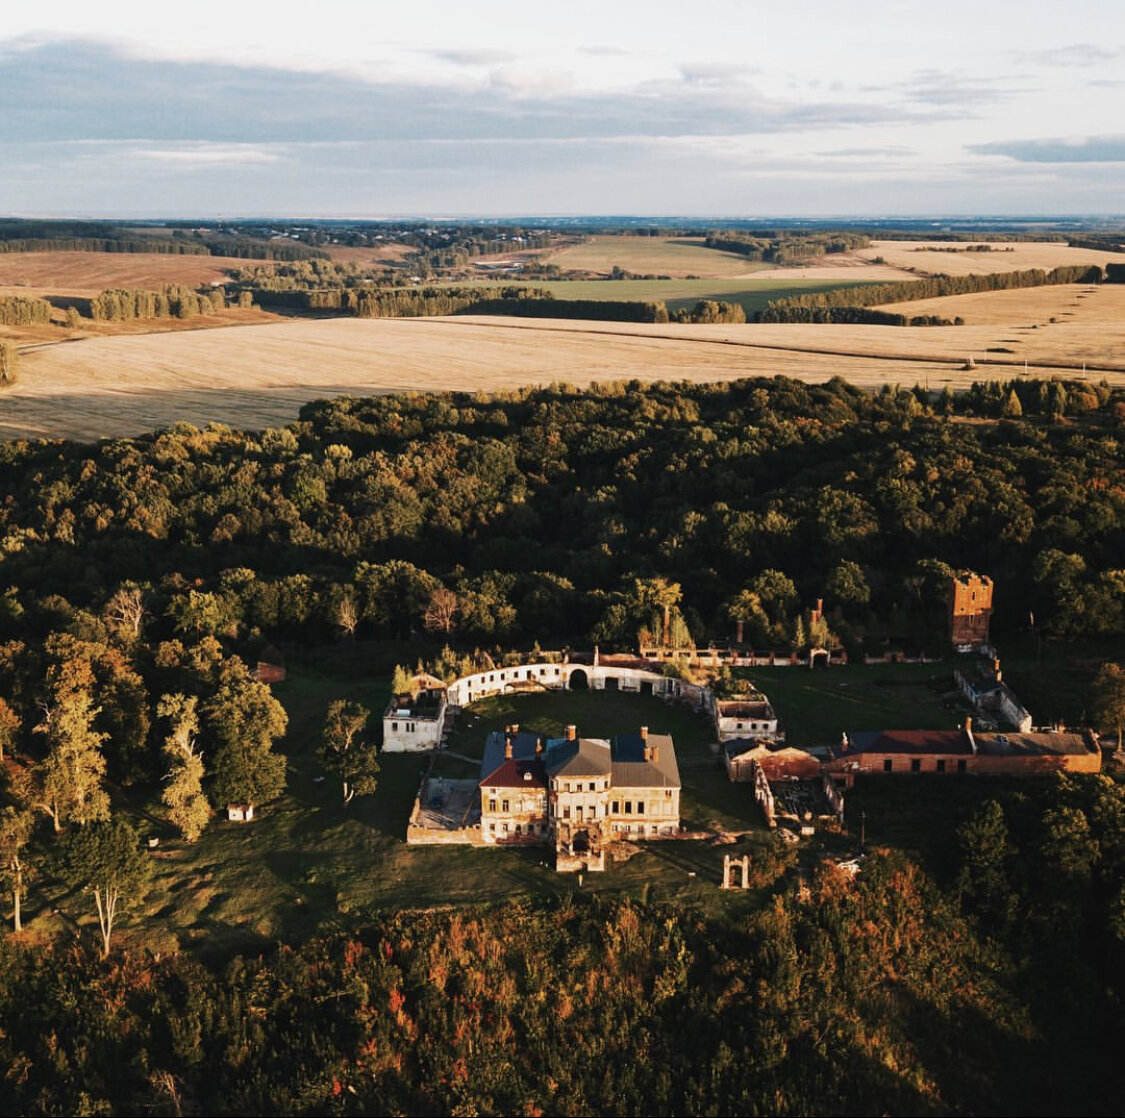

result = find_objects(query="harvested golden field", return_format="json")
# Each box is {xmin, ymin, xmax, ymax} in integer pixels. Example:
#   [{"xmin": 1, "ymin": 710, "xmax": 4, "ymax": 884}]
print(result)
[
  {"xmin": 0, "ymin": 251, "xmax": 264, "ymax": 296},
  {"xmin": 0, "ymin": 306, "xmax": 283, "ymax": 348},
  {"xmin": 858, "ymin": 239, "xmax": 1125, "ymax": 276},
  {"xmin": 546, "ymin": 235, "xmax": 769, "ymax": 277},
  {"xmin": 8, "ymin": 312, "xmax": 1124, "ymax": 443},
  {"xmin": 877, "ymin": 281, "xmax": 1121, "ymax": 325},
  {"xmin": 321, "ymin": 242, "xmax": 417, "ymax": 266}
]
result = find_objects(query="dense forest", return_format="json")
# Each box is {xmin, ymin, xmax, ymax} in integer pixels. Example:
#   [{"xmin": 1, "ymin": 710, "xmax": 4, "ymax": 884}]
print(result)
[
  {"xmin": 1, "ymin": 773, "xmax": 1124, "ymax": 1116},
  {"xmin": 0, "ymin": 377, "xmax": 1122, "ymax": 653},
  {"xmin": 703, "ymin": 231, "xmax": 870, "ymax": 263},
  {"xmin": 0, "ymin": 377, "xmax": 1122, "ymax": 1114}
]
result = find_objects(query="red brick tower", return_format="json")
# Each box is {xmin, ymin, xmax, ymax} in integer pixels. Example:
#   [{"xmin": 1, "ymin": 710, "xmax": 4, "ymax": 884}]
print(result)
[{"xmin": 949, "ymin": 573, "xmax": 993, "ymax": 648}]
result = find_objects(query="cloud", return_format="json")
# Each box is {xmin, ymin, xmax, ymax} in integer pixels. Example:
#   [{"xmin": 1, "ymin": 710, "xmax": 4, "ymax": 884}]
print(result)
[
  {"xmin": 428, "ymin": 48, "xmax": 516, "ymax": 67},
  {"xmin": 488, "ymin": 66, "xmax": 575, "ymax": 94},
  {"xmin": 867, "ymin": 68, "xmax": 1028, "ymax": 108},
  {"xmin": 578, "ymin": 46, "xmax": 635, "ymax": 57},
  {"xmin": 968, "ymin": 135, "xmax": 1125, "ymax": 163},
  {"xmin": 679, "ymin": 62, "xmax": 759, "ymax": 86},
  {"xmin": 1019, "ymin": 43, "xmax": 1119, "ymax": 68},
  {"xmin": 135, "ymin": 144, "xmax": 281, "ymax": 165},
  {"xmin": 0, "ymin": 35, "xmax": 944, "ymax": 149},
  {"xmin": 815, "ymin": 146, "xmax": 915, "ymax": 158}
]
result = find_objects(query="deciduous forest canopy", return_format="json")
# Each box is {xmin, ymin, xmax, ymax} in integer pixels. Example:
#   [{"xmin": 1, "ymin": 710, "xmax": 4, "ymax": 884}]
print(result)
[{"xmin": 0, "ymin": 376, "xmax": 1122, "ymax": 1116}]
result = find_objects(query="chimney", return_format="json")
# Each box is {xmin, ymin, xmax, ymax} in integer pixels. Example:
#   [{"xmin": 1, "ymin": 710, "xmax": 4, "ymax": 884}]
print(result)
[
  {"xmin": 566, "ymin": 724, "xmax": 577, "ymax": 741},
  {"xmin": 535, "ymin": 736, "xmax": 544, "ymax": 755},
  {"xmin": 511, "ymin": 722, "xmax": 520, "ymax": 735},
  {"xmin": 964, "ymin": 716, "xmax": 977, "ymax": 755},
  {"xmin": 640, "ymin": 726, "xmax": 648, "ymax": 741},
  {"xmin": 735, "ymin": 619, "xmax": 744, "ymax": 644},
  {"xmin": 504, "ymin": 737, "xmax": 513, "ymax": 761},
  {"xmin": 650, "ymin": 744, "xmax": 659, "ymax": 764},
  {"xmin": 993, "ymin": 658, "xmax": 1002, "ymax": 682},
  {"xmin": 840, "ymin": 731, "xmax": 849, "ymax": 752}
]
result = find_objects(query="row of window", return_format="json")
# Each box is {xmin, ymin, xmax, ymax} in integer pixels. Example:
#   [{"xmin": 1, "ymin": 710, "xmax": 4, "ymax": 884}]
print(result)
[
  {"xmin": 882, "ymin": 758, "xmax": 967, "ymax": 773},
  {"xmin": 490, "ymin": 816, "xmax": 548, "ymax": 833}
]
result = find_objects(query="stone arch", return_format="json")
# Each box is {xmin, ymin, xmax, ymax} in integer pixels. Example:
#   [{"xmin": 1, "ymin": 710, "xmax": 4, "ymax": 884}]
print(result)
[
  {"xmin": 568, "ymin": 667, "xmax": 589, "ymax": 691},
  {"xmin": 809, "ymin": 648, "xmax": 830, "ymax": 669}
]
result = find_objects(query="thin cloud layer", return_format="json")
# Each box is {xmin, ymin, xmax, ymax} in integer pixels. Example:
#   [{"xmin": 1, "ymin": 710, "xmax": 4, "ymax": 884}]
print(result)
[
  {"xmin": 0, "ymin": 37, "xmax": 943, "ymax": 146},
  {"xmin": 970, "ymin": 135, "xmax": 1125, "ymax": 163}
]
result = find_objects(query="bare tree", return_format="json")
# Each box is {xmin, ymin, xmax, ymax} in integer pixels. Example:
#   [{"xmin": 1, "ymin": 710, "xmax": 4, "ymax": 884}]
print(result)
[
  {"xmin": 334, "ymin": 590, "xmax": 359, "ymax": 640},
  {"xmin": 105, "ymin": 585, "xmax": 148, "ymax": 642},
  {"xmin": 423, "ymin": 588, "xmax": 459, "ymax": 635}
]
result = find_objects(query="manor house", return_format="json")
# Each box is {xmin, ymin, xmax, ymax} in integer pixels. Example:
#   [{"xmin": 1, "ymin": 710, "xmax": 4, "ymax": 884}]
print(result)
[{"xmin": 478, "ymin": 723, "xmax": 681, "ymax": 872}]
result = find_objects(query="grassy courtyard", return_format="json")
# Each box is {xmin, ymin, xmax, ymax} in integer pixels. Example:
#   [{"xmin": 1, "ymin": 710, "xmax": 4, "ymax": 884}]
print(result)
[
  {"xmin": 743, "ymin": 659, "xmax": 968, "ymax": 746},
  {"xmin": 24, "ymin": 653, "xmax": 776, "ymax": 960}
]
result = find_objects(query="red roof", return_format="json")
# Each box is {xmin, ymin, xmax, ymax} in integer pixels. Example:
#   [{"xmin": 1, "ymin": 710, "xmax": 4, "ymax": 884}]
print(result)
[
  {"xmin": 846, "ymin": 729, "xmax": 973, "ymax": 755},
  {"xmin": 479, "ymin": 758, "xmax": 548, "ymax": 789}
]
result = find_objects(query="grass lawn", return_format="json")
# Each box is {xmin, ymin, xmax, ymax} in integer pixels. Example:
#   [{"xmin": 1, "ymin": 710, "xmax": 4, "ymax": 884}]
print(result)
[
  {"xmin": 742, "ymin": 660, "xmax": 967, "ymax": 747},
  {"xmin": 544, "ymin": 235, "xmax": 764, "ymax": 278},
  {"xmin": 442, "ymin": 276, "xmax": 889, "ymax": 317},
  {"xmin": 21, "ymin": 660, "xmax": 772, "ymax": 960}
]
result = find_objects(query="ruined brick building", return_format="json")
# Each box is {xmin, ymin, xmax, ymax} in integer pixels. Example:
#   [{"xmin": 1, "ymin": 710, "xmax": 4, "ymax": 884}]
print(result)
[{"xmin": 950, "ymin": 572, "xmax": 993, "ymax": 649}]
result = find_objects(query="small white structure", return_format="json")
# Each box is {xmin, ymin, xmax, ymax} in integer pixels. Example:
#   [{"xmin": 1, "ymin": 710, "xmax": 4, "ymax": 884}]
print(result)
[
  {"xmin": 702, "ymin": 688, "xmax": 782, "ymax": 743},
  {"xmin": 227, "ymin": 803, "xmax": 255, "ymax": 823},
  {"xmin": 382, "ymin": 687, "xmax": 448, "ymax": 752}
]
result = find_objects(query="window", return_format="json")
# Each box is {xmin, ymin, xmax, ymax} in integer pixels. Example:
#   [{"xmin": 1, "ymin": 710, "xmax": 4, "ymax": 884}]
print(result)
[
  {"xmin": 563, "ymin": 806, "xmax": 571, "ymax": 820},
  {"xmin": 589, "ymin": 782, "xmax": 595, "ymax": 792},
  {"xmin": 883, "ymin": 759, "xmax": 893, "ymax": 773},
  {"xmin": 625, "ymin": 802, "xmax": 633, "ymax": 814},
  {"xmin": 391, "ymin": 722, "xmax": 398, "ymax": 732},
  {"xmin": 488, "ymin": 799, "xmax": 496, "ymax": 812},
  {"xmin": 637, "ymin": 802, "xmax": 645, "ymax": 815},
  {"xmin": 957, "ymin": 759, "xmax": 967, "ymax": 773},
  {"xmin": 502, "ymin": 799, "xmax": 509, "ymax": 812},
  {"xmin": 911, "ymin": 759, "xmax": 921, "ymax": 773},
  {"xmin": 612, "ymin": 800, "xmax": 620, "ymax": 814},
  {"xmin": 936, "ymin": 760, "xmax": 946, "ymax": 773}
]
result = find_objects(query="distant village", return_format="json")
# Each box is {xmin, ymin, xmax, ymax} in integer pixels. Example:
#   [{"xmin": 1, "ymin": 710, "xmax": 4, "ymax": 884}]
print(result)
[{"xmin": 387, "ymin": 573, "xmax": 1103, "ymax": 873}]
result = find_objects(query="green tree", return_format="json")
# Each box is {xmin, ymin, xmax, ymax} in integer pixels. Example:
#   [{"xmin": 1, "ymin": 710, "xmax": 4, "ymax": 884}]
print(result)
[
  {"xmin": 0, "ymin": 807, "xmax": 34, "ymax": 932},
  {"xmin": 1092, "ymin": 662, "xmax": 1125, "ymax": 751},
  {"xmin": 825, "ymin": 560, "xmax": 871, "ymax": 609},
  {"xmin": 0, "ymin": 341, "xmax": 17, "ymax": 386},
  {"xmin": 27, "ymin": 657, "xmax": 109, "ymax": 831},
  {"xmin": 0, "ymin": 696, "xmax": 19, "ymax": 762},
  {"xmin": 204, "ymin": 660, "xmax": 287, "ymax": 811},
  {"xmin": 60, "ymin": 818, "xmax": 150, "ymax": 957},
  {"xmin": 956, "ymin": 799, "xmax": 1016, "ymax": 928},
  {"xmin": 157, "ymin": 694, "xmax": 210, "ymax": 842},
  {"xmin": 321, "ymin": 700, "xmax": 378, "ymax": 806},
  {"xmin": 390, "ymin": 664, "xmax": 412, "ymax": 698}
]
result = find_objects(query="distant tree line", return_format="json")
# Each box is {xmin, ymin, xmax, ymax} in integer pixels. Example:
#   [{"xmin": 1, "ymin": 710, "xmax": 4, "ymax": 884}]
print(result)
[
  {"xmin": 251, "ymin": 284, "xmax": 673, "ymax": 323},
  {"xmin": 0, "ymin": 238, "xmax": 211, "ymax": 255},
  {"xmin": 759, "ymin": 265, "xmax": 1106, "ymax": 323},
  {"xmin": 704, "ymin": 231, "xmax": 871, "ymax": 263},
  {"xmin": 670, "ymin": 299, "xmax": 746, "ymax": 324},
  {"xmin": 88, "ymin": 286, "xmax": 229, "ymax": 322}
]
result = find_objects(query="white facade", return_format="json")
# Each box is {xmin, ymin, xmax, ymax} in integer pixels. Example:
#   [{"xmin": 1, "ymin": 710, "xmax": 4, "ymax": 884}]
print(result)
[{"xmin": 382, "ymin": 690, "xmax": 448, "ymax": 752}]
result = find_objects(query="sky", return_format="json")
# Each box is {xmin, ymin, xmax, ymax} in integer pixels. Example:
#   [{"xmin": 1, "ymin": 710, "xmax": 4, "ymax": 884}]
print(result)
[{"xmin": 1, "ymin": 1, "xmax": 1123, "ymax": 217}]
